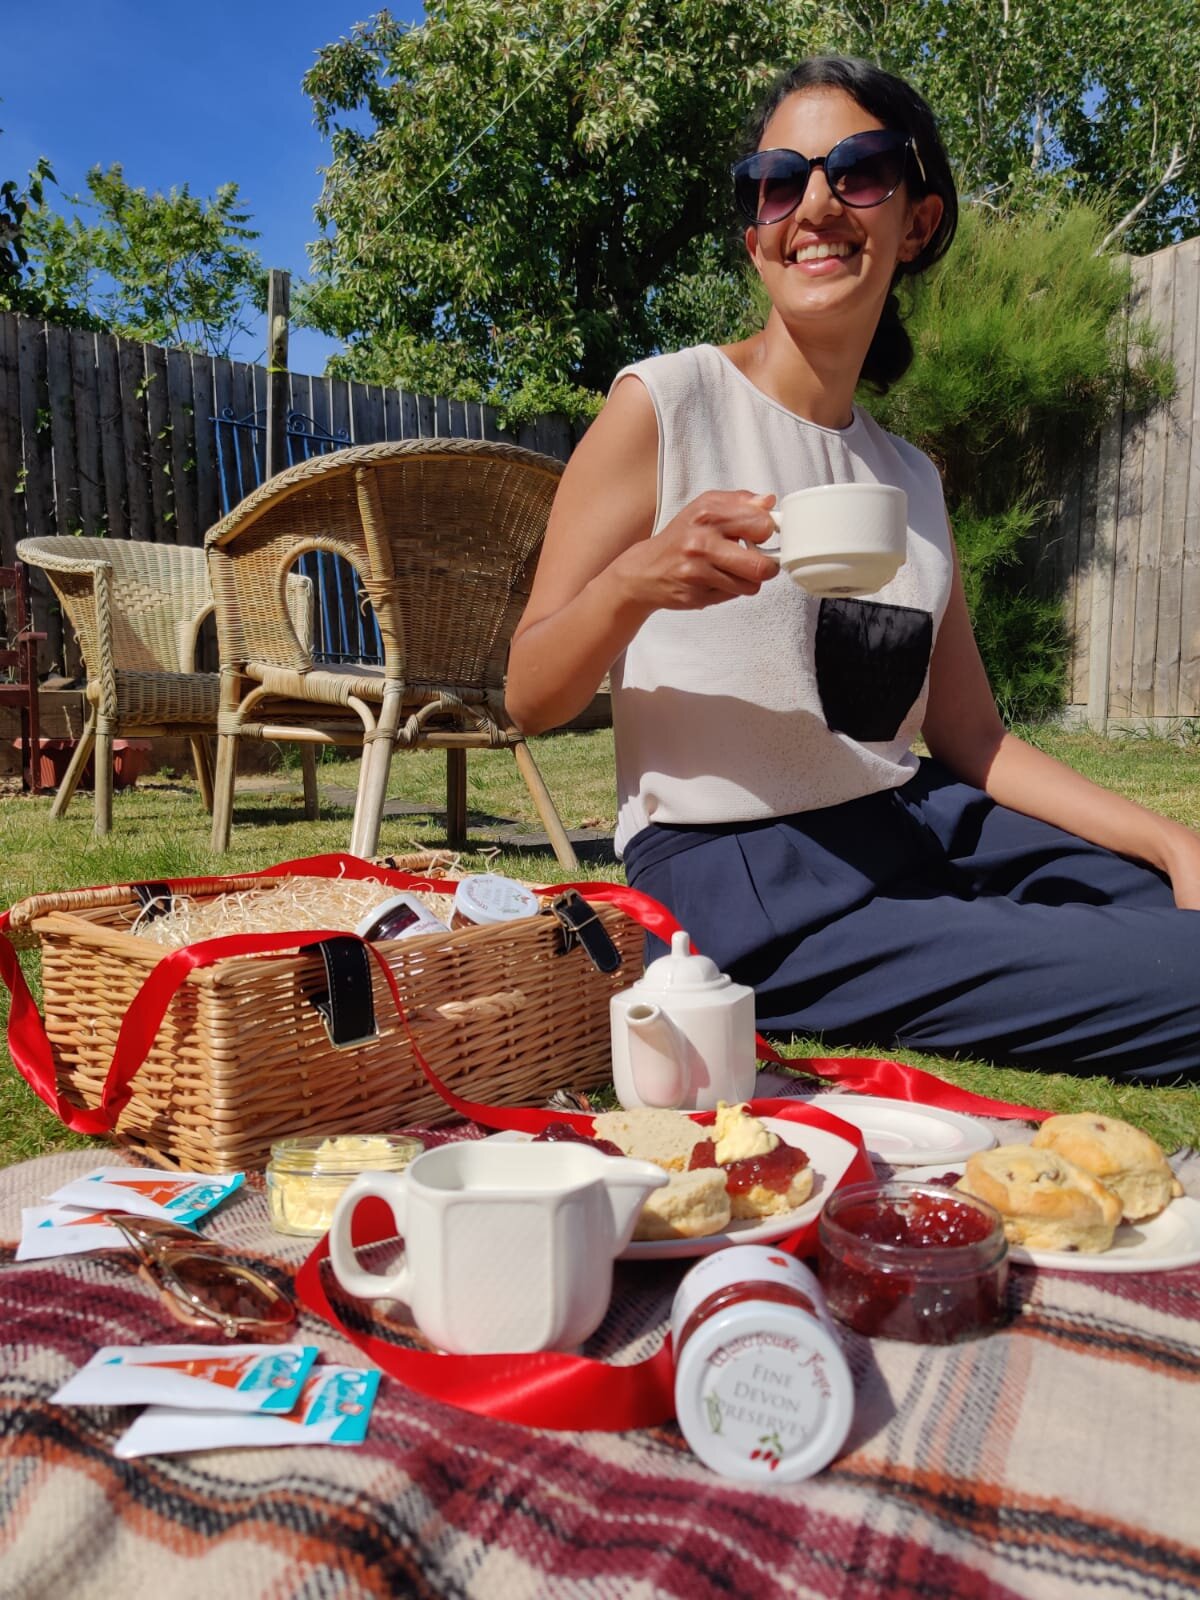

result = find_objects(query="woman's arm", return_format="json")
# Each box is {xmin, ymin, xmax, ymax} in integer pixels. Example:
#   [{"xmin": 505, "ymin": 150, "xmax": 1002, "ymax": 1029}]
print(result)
[
  {"xmin": 922, "ymin": 544, "xmax": 1200, "ymax": 909},
  {"xmin": 506, "ymin": 376, "xmax": 779, "ymax": 734}
]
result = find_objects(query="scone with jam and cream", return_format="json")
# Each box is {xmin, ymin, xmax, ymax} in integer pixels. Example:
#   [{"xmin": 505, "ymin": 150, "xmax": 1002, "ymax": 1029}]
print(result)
[
  {"xmin": 687, "ymin": 1101, "xmax": 814, "ymax": 1219},
  {"xmin": 592, "ymin": 1102, "xmax": 813, "ymax": 1235}
]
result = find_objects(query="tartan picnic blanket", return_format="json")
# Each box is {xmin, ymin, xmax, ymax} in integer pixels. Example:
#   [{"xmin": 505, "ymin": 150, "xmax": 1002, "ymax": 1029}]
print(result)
[{"xmin": 1, "ymin": 1140, "xmax": 1198, "ymax": 1600}]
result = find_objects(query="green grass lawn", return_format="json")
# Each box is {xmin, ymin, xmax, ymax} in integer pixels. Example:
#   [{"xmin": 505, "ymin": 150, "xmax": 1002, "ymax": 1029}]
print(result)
[{"xmin": 1, "ymin": 725, "xmax": 1198, "ymax": 1166}]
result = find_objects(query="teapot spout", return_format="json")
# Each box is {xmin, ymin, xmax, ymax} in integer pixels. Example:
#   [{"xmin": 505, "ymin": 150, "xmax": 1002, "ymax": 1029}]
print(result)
[
  {"xmin": 625, "ymin": 1003, "xmax": 687, "ymax": 1108},
  {"xmin": 602, "ymin": 1157, "xmax": 669, "ymax": 1249}
]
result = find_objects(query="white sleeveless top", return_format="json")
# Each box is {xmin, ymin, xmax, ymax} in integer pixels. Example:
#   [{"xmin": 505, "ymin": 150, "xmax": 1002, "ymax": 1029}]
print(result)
[{"xmin": 610, "ymin": 344, "xmax": 954, "ymax": 855}]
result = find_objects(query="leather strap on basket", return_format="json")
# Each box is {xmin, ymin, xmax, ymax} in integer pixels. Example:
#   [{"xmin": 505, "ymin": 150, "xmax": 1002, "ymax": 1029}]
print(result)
[{"xmin": 0, "ymin": 850, "xmax": 1050, "ymax": 1135}]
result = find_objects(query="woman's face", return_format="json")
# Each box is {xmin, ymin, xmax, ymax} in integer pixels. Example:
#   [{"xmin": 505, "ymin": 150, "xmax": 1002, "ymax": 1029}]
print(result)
[{"xmin": 746, "ymin": 88, "xmax": 942, "ymax": 338}]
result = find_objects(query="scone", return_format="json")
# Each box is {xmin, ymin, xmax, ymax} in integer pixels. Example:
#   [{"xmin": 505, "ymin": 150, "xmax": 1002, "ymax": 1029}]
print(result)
[
  {"xmin": 592, "ymin": 1108, "xmax": 708, "ymax": 1173},
  {"xmin": 633, "ymin": 1169, "xmax": 732, "ymax": 1240},
  {"xmin": 1031, "ymin": 1113, "xmax": 1183, "ymax": 1222},
  {"xmin": 957, "ymin": 1145, "xmax": 1122, "ymax": 1253},
  {"xmin": 727, "ymin": 1161, "xmax": 814, "ymax": 1221}
]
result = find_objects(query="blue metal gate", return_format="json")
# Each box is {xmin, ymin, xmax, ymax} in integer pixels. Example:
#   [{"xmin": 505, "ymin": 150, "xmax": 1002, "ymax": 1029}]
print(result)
[{"xmin": 211, "ymin": 407, "xmax": 384, "ymax": 665}]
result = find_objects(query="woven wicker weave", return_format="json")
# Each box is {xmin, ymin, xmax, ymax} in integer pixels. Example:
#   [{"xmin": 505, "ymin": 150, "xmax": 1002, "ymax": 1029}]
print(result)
[
  {"xmin": 16, "ymin": 537, "xmax": 314, "ymax": 835},
  {"xmin": 204, "ymin": 438, "xmax": 579, "ymax": 868},
  {"xmin": 12, "ymin": 857, "xmax": 642, "ymax": 1172}
]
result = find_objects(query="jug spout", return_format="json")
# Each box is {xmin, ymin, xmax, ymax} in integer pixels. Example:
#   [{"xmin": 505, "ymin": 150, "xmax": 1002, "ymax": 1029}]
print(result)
[
  {"xmin": 625, "ymin": 1003, "xmax": 686, "ymax": 1108},
  {"xmin": 602, "ymin": 1157, "xmax": 669, "ymax": 1250}
]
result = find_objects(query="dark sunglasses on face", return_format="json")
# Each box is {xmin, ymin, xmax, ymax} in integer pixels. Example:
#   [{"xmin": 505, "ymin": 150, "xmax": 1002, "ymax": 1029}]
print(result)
[{"xmin": 732, "ymin": 129, "xmax": 926, "ymax": 226}]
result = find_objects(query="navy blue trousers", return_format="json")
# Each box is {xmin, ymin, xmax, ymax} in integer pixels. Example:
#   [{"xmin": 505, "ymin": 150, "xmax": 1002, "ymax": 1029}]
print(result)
[{"xmin": 623, "ymin": 760, "xmax": 1200, "ymax": 1083}]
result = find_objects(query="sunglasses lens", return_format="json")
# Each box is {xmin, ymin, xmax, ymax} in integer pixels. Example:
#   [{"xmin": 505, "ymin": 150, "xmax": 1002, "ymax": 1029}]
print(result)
[
  {"xmin": 735, "ymin": 154, "xmax": 810, "ymax": 225},
  {"xmin": 829, "ymin": 133, "xmax": 908, "ymax": 206},
  {"xmin": 163, "ymin": 1253, "xmax": 297, "ymax": 1338}
]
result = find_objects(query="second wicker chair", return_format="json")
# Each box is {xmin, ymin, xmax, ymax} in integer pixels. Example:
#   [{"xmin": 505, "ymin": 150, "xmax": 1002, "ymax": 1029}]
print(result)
[{"xmin": 204, "ymin": 438, "xmax": 579, "ymax": 868}]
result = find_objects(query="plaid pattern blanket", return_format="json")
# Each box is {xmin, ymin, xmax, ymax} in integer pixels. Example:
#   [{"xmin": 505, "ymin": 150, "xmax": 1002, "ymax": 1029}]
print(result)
[{"xmin": 1, "ymin": 1139, "xmax": 1197, "ymax": 1600}]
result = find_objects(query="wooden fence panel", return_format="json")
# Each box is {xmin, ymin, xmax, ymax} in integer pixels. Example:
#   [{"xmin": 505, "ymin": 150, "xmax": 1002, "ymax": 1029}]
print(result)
[
  {"xmin": 166, "ymin": 347, "xmax": 198, "ymax": 546},
  {"xmin": 1130, "ymin": 251, "xmax": 1174, "ymax": 717},
  {"xmin": 117, "ymin": 334, "xmax": 154, "ymax": 542},
  {"xmin": 0, "ymin": 311, "xmax": 24, "ymax": 566},
  {"xmin": 69, "ymin": 330, "xmax": 103, "ymax": 535},
  {"xmin": 96, "ymin": 334, "xmax": 128, "ymax": 540}
]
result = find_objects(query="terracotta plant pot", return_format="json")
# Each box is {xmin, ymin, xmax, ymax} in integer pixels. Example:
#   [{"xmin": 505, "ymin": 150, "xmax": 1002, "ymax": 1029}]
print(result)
[{"xmin": 19, "ymin": 738, "xmax": 154, "ymax": 792}]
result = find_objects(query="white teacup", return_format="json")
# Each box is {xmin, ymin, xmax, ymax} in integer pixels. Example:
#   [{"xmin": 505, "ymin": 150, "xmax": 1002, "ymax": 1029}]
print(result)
[
  {"xmin": 769, "ymin": 483, "xmax": 907, "ymax": 596},
  {"xmin": 328, "ymin": 1141, "xmax": 666, "ymax": 1354}
]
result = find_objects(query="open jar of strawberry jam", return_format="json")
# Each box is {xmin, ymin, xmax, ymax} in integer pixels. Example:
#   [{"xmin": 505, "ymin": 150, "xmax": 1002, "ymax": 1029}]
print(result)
[{"xmin": 818, "ymin": 1181, "xmax": 1008, "ymax": 1344}]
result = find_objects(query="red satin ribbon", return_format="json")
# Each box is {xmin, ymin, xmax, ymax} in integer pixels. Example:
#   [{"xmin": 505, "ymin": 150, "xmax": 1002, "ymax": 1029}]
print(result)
[
  {"xmin": 0, "ymin": 850, "xmax": 1050, "ymax": 1136},
  {"xmin": 0, "ymin": 851, "xmax": 1054, "ymax": 1431},
  {"xmin": 294, "ymin": 1099, "xmax": 877, "ymax": 1431}
]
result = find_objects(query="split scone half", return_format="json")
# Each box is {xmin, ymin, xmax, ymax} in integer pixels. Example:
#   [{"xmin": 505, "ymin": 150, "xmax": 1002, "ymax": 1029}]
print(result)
[
  {"xmin": 957, "ymin": 1145, "xmax": 1123, "ymax": 1253},
  {"xmin": 1031, "ymin": 1113, "xmax": 1182, "ymax": 1222}
]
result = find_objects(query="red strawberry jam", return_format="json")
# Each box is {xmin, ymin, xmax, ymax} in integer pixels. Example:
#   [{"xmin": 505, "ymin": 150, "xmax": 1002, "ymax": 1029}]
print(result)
[
  {"xmin": 817, "ymin": 1182, "xmax": 1008, "ymax": 1344},
  {"xmin": 688, "ymin": 1138, "xmax": 810, "ymax": 1194},
  {"xmin": 533, "ymin": 1122, "xmax": 623, "ymax": 1158}
]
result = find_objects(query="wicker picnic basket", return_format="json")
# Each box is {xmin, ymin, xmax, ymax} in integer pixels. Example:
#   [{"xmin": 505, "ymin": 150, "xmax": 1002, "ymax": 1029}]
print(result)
[{"xmin": 5, "ymin": 852, "xmax": 645, "ymax": 1173}]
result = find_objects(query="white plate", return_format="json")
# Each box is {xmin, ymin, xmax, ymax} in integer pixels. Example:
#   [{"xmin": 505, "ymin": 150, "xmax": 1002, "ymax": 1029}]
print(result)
[
  {"xmin": 901, "ymin": 1163, "xmax": 1200, "ymax": 1274},
  {"xmin": 487, "ymin": 1119, "xmax": 858, "ymax": 1261},
  {"xmin": 804, "ymin": 1095, "xmax": 996, "ymax": 1166}
]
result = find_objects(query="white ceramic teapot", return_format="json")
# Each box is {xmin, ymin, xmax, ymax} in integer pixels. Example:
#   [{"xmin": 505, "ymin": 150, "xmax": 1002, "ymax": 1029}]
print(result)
[{"xmin": 610, "ymin": 930, "xmax": 758, "ymax": 1112}]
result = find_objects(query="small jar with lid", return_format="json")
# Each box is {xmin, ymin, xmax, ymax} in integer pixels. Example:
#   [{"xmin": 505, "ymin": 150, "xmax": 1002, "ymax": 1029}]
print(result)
[
  {"xmin": 671, "ymin": 1244, "xmax": 855, "ymax": 1482},
  {"xmin": 450, "ymin": 873, "xmax": 541, "ymax": 931},
  {"xmin": 267, "ymin": 1133, "xmax": 424, "ymax": 1237},
  {"xmin": 817, "ymin": 1180, "xmax": 1008, "ymax": 1344}
]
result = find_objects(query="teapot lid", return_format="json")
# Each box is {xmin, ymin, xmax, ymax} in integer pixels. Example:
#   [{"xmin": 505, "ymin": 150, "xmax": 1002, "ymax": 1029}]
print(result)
[{"xmin": 640, "ymin": 930, "xmax": 730, "ymax": 991}]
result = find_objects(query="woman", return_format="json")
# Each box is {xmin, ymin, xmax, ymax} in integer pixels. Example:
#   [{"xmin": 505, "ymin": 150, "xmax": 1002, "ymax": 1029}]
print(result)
[{"xmin": 506, "ymin": 56, "xmax": 1200, "ymax": 1082}]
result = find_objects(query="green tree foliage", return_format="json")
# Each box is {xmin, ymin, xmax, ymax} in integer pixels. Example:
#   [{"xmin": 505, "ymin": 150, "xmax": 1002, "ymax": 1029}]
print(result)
[
  {"xmin": 301, "ymin": 0, "xmax": 822, "ymax": 420},
  {"xmin": 0, "ymin": 133, "xmax": 63, "ymax": 320},
  {"xmin": 20, "ymin": 164, "xmax": 265, "ymax": 356},
  {"xmin": 303, "ymin": 1, "xmax": 1198, "ymax": 417},
  {"xmin": 835, "ymin": 0, "xmax": 1199, "ymax": 255},
  {"xmin": 863, "ymin": 206, "xmax": 1173, "ymax": 719}
]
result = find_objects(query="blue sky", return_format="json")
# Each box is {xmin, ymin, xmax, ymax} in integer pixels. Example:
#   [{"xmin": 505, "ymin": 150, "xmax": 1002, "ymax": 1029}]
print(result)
[{"xmin": 4, "ymin": 2, "xmax": 424, "ymax": 373}]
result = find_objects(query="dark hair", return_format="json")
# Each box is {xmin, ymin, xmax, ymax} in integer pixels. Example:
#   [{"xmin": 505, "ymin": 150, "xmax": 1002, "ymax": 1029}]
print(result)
[{"xmin": 741, "ymin": 56, "xmax": 958, "ymax": 392}]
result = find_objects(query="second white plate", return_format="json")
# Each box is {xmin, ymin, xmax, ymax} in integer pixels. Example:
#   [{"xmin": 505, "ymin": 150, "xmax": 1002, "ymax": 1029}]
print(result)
[
  {"xmin": 804, "ymin": 1094, "xmax": 996, "ymax": 1166},
  {"xmin": 487, "ymin": 1119, "xmax": 858, "ymax": 1262}
]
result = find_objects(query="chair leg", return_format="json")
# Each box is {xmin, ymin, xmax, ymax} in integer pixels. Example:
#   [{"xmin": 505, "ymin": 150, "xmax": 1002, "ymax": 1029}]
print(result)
[
  {"xmin": 49, "ymin": 719, "xmax": 97, "ymax": 820},
  {"xmin": 350, "ymin": 692, "xmax": 403, "ymax": 859},
  {"xmin": 300, "ymin": 745, "xmax": 319, "ymax": 820},
  {"xmin": 210, "ymin": 733, "xmax": 239, "ymax": 851},
  {"xmin": 190, "ymin": 737, "xmax": 216, "ymax": 814},
  {"xmin": 511, "ymin": 739, "xmax": 578, "ymax": 872},
  {"xmin": 446, "ymin": 749, "xmax": 467, "ymax": 851},
  {"xmin": 93, "ymin": 725, "xmax": 114, "ymax": 837}
]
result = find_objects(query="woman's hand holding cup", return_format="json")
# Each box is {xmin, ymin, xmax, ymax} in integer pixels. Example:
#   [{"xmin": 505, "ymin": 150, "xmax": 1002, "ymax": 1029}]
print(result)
[{"xmin": 612, "ymin": 489, "xmax": 780, "ymax": 612}]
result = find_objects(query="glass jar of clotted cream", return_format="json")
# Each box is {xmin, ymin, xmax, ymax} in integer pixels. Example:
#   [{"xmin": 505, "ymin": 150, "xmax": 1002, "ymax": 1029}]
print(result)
[
  {"xmin": 671, "ymin": 1244, "xmax": 855, "ymax": 1482},
  {"xmin": 267, "ymin": 1133, "xmax": 424, "ymax": 1237}
]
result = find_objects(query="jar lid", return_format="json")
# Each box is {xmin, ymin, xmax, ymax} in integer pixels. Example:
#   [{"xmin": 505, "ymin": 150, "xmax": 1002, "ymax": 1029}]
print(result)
[
  {"xmin": 453, "ymin": 874, "xmax": 541, "ymax": 927},
  {"xmin": 269, "ymin": 1132, "xmax": 424, "ymax": 1179},
  {"xmin": 673, "ymin": 1301, "xmax": 855, "ymax": 1483}
]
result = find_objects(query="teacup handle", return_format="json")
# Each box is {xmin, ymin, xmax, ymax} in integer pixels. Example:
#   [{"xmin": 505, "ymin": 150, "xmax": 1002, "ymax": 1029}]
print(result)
[
  {"xmin": 329, "ymin": 1173, "xmax": 413, "ymax": 1302},
  {"xmin": 767, "ymin": 509, "xmax": 783, "ymax": 533}
]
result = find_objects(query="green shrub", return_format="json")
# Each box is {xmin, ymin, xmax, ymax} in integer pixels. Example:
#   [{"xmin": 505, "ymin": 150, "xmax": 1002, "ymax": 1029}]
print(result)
[{"xmin": 864, "ymin": 204, "xmax": 1172, "ymax": 721}]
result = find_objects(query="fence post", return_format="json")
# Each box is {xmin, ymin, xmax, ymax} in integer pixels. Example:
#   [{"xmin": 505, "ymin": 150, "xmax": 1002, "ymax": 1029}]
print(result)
[{"xmin": 265, "ymin": 268, "xmax": 291, "ymax": 480}]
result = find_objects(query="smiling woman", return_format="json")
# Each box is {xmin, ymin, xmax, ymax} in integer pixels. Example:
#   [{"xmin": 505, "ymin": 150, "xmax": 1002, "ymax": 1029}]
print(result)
[{"xmin": 503, "ymin": 55, "xmax": 1200, "ymax": 1086}]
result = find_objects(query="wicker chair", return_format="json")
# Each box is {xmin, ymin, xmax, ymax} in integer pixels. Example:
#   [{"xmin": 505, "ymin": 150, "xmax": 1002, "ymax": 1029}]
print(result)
[
  {"xmin": 16, "ymin": 537, "xmax": 314, "ymax": 835},
  {"xmin": 205, "ymin": 438, "xmax": 579, "ymax": 868}
]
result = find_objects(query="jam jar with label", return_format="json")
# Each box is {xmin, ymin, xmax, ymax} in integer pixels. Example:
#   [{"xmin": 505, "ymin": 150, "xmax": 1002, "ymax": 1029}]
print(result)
[
  {"xmin": 817, "ymin": 1180, "xmax": 1008, "ymax": 1343},
  {"xmin": 671, "ymin": 1244, "xmax": 855, "ymax": 1482}
]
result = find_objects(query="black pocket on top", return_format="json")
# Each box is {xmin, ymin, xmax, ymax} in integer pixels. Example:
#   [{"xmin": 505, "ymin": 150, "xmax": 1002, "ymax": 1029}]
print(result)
[{"xmin": 815, "ymin": 597, "xmax": 933, "ymax": 742}]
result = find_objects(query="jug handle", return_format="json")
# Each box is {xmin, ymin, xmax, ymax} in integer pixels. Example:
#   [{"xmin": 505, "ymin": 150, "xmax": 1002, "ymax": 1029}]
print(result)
[{"xmin": 329, "ymin": 1172, "xmax": 413, "ymax": 1302}]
